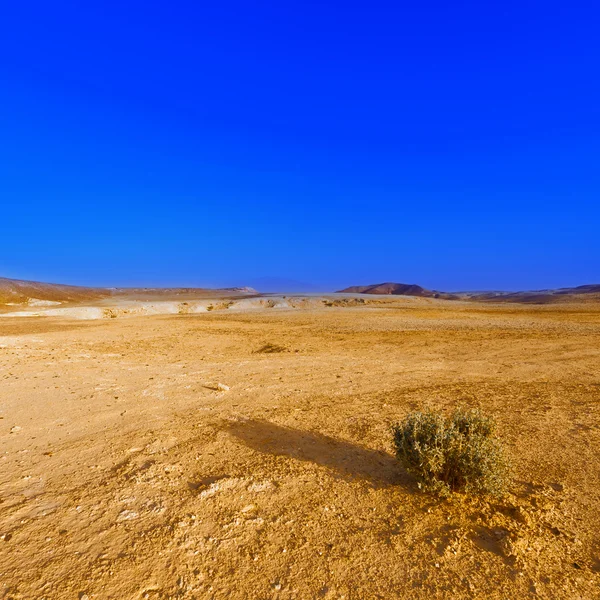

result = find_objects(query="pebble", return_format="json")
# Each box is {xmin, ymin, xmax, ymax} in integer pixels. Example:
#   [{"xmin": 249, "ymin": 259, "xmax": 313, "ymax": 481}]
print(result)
[{"xmin": 117, "ymin": 510, "xmax": 139, "ymax": 522}]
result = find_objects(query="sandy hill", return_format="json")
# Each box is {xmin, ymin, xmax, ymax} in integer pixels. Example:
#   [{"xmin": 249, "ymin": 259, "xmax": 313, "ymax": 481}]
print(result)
[
  {"xmin": 0, "ymin": 277, "xmax": 110, "ymax": 305},
  {"xmin": 0, "ymin": 277, "xmax": 258, "ymax": 306}
]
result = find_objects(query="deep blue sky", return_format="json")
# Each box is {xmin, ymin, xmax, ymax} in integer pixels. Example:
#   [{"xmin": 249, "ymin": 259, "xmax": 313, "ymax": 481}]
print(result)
[{"xmin": 1, "ymin": 1, "xmax": 598, "ymax": 291}]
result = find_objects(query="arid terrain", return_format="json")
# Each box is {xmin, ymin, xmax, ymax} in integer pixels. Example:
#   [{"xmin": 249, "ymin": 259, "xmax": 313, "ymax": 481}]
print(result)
[
  {"xmin": 1, "ymin": 294, "xmax": 599, "ymax": 599},
  {"xmin": 338, "ymin": 281, "xmax": 600, "ymax": 304}
]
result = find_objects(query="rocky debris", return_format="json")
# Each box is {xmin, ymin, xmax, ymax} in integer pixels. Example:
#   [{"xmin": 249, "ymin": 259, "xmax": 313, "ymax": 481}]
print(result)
[{"xmin": 204, "ymin": 382, "xmax": 230, "ymax": 392}]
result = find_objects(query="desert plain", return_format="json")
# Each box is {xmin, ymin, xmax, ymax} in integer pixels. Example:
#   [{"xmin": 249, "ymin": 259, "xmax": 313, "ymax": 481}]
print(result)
[{"xmin": 0, "ymin": 295, "xmax": 599, "ymax": 599}]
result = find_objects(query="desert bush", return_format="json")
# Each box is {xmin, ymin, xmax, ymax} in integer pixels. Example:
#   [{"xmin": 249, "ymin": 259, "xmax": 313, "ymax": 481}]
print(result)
[{"xmin": 392, "ymin": 408, "xmax": 509, "ymax": 496}]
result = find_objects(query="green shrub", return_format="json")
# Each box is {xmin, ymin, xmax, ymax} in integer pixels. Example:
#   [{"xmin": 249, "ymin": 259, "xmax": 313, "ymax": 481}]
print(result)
[{"xmin": 392, "ymin": 408, "xmax": 509, "ymax": 496}]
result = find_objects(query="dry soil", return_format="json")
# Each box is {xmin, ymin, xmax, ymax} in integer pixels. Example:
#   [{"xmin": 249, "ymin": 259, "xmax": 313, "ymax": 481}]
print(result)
[{"xmin": 1, "ymin": 298, "xmax": 599, "ymax": 599}]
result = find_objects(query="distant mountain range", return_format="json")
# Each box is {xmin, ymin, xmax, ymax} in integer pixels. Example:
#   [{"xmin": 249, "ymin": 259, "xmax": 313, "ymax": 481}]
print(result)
[
  {"xmin": 0, "ymin": 277, "xmax": 256, "ymax": 305},
  {"xmin": 2, "ymin": 276, "xmax": 599, "ymax": 306},
  {"xmin": 464, "ymin": 284, "xmax": 600, "ymax": 303},
  {"xmin": 337, "ymin": 282, "xmax": 600, "ymax": 303}
]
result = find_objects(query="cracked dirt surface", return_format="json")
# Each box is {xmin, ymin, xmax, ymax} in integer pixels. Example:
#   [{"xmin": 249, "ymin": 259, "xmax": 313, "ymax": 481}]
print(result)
[{"xmin": 0, "ymin": 299, "xmax": 599, "ymax": 598}]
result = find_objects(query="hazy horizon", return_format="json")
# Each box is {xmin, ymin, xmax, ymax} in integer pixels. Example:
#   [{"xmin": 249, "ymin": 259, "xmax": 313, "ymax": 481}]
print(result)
[{"xmin": 1, "ymin": 271, "xmax": 599, "ymax": 295}]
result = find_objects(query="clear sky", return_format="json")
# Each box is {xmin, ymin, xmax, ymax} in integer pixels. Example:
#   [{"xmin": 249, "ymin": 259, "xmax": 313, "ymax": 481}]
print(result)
[{"xmin": 1, "ymin": 1, "xmax": 598, "ymax": 291}]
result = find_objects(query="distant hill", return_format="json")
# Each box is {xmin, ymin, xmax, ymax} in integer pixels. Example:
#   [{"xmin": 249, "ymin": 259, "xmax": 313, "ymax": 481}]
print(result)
[
  {"xmin": 337, "ymin": 282, "xmax": 458, "ymax": 299},
  {"xmin": 468, "ymin": 284, "xmax": 600, "ymax": 304},
  {"xmin": 337, "ymin": 282, "xmax": 600, "ymax": 304},
  {"xmin": 0, "ymin": 277, "xmax": 110, "ymax": 305},
  {"xmin": 0, "ymin": 277, "xmax": 257, "ymax": 306}
]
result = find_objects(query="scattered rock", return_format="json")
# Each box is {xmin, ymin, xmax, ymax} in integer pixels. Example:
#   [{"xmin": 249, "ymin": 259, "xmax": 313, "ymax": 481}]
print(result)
[
  {"xmin": 117, "ymin": 510, "xmax": 139, "ymax": 522},
  {"xmin": 205, "ymin": 382, "xmax": 230, "ymax": 392},
  {"xmin": 499, "ymin": 535, "xmax": 528, "ymax": 560}
]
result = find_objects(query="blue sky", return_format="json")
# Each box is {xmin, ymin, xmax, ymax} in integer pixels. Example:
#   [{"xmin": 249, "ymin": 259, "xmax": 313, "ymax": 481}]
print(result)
[{"xmin": 1, "ymin": 1, "xmax": 598, "ymax": 291}]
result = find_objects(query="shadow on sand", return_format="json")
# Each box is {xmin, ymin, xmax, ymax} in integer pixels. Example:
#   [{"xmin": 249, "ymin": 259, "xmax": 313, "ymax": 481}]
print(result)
[{"xmin": 226, "ymin": 419, "xmax": 411, "ymax": 489}]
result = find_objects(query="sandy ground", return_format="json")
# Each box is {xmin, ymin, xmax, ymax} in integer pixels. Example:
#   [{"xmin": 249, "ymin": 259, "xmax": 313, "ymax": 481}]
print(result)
[
  {"xmin": 0, "ymin": 295, "xmax": 385, "ymax": 320},
  {"xmin": 0, "ymin": 298, "xmax": 599, "ymax": 599}
]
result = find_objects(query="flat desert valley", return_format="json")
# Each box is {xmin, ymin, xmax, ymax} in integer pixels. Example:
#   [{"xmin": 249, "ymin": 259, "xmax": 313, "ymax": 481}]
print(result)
[{"xmin": 1, "ymin": 295, "xmax": 599, "ymax": 598}]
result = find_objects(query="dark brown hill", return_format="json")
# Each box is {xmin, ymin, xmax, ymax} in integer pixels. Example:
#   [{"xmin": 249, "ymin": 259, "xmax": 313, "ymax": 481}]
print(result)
[{"xmin": 337, "ymin": 282, "xmax": 459, "ymax": 299}]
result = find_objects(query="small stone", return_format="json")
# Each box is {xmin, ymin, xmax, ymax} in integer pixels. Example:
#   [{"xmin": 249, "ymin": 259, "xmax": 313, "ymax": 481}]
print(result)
[
  {"xmin": 117, "ymin": 510, "xmax": 138, "ymax": 522},
  {"xmin": 206, "ymin": 382, "xmax": 230, "ymax": 392}
]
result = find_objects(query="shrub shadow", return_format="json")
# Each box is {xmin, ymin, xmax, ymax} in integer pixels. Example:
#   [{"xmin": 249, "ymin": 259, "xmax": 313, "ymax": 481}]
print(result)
[{"xmin": 226, "ymin": 419, "xmax": 410, "ymax": 489}]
